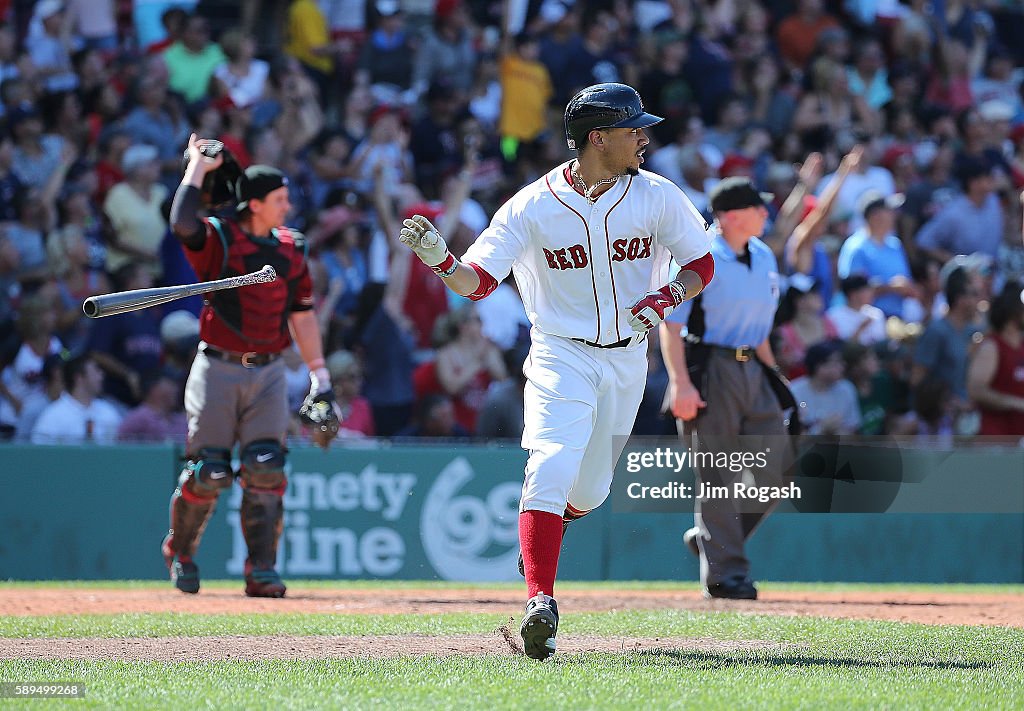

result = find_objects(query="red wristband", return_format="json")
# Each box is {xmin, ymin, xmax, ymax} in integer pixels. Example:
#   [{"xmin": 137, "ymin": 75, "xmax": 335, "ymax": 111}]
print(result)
[{"xmin": 430, "ymin": 253, "xmax": 457, "ymax": 277}]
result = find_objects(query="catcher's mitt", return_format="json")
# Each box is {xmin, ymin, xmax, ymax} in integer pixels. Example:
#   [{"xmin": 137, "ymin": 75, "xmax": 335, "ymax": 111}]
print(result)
[{"xmin": 299, "ymin": 389, "xmax": 341, "ymax": 449}]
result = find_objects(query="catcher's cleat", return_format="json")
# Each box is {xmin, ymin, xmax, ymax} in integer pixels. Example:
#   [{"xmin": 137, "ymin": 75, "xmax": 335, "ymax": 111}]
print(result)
[
  {"xmin": 518, "ymin": 518, "xmax": 571, "ymax": 577},
  {"xmin": 171, "ymin": 559, "xmax": 201, "ymax": 594},
  {"xmin": 520, "ymin": 593, "xmax": 559, "ymax": 660},
  {"xmin": 163, "ymin": 533, "xmax": 200, "ymax": 594},
  {"xmin": 683, "ymin": 526, "xmax": 701, "ymax": 558},
  {"xmin": 244, "ymin": 566, "xmax": 287, "ymax": 598}
]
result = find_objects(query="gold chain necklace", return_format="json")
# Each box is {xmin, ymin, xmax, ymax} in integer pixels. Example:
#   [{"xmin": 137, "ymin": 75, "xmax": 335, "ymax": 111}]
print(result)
[{"xmin": 570, "ymin": 161, "xmax": 618, "ymax": 204}]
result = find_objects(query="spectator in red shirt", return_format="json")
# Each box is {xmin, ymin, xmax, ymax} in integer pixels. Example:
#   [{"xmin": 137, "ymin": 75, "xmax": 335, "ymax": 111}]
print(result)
[
  {"xmin": 429, "ymin": 305, "xmax": 508, "ymax": 434},
  {"xmin": 968, "ymin": 281, "xmax": 1024, "ymax": 436},
  {"xmin": 775, "ymin": 0, "xmax": 840, "ymax": 71}
]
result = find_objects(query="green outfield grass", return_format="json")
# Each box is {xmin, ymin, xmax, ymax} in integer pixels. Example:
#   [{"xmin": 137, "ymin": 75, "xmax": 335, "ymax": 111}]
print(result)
[{"xmin": 0, "ymin": 582, "xmax": 1021, "ymax": 710}]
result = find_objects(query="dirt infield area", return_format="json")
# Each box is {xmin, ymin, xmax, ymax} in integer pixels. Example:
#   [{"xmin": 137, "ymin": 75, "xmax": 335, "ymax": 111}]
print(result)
[
  {"xmin": 1, "ymin": 586, "xmax": 1019, "ymax": 660},
  {"xmin": 0, "ymin": 633, "xmax": 797, "ymax": 661},
  {"xmin": 3, "ymin": 586, "xmax": 1021, "ymax": 628}
]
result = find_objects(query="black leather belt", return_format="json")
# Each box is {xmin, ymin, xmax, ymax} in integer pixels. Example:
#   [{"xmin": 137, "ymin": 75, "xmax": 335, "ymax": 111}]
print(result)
[
  {"xmin": 684, "ymin": 335, "xmax": 754, "ymax": 362},
  {"xmin": 572, "ymin": 336, "xmax": 634, "ymax": 349},
  {"xmin": 707, "ymin": 344, "xmax": 755, "ymax": 362},
  {"xmin": 200, "ymin": 344, "xmax": 281, "ymax": 368}
]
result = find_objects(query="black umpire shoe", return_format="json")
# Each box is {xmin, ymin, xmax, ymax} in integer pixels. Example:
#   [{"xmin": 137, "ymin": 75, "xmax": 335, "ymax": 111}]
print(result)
[
  {"xmin": 518, "ymin": 519, "xmax": 571, "ymax": 577},
  {"xmin": 703, "ymin": 577, "xmax": 758, "ymax": 600},
  {"xmin": 171, "ymin": 560, "xmax": 200, "ymax": 594},
  {"xmin": 520, "ymin": 593, "xmax": 559, "ymax": 660},
  {"xmin": 683, "ymin": 527, "xmax": 701, "ymax": 558}
]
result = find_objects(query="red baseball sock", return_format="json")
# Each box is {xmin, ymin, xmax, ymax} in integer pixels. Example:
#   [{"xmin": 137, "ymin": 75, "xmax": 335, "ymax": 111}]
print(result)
[{"xmin": 520, "ymin": 510, "xmax": 564, "ymax": 598}]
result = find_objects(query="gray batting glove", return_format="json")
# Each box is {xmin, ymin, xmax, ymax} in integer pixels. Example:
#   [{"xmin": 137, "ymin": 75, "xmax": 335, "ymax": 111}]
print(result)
[{"xmin": 399, "ymin": 215, "xmax": 450, "ymax": 268}]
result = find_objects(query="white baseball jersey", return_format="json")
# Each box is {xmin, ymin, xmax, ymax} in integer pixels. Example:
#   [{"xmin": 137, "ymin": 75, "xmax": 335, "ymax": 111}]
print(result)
[{"xmin": 462, "ymin": 161, "xmax": 713, "ymax": 345}]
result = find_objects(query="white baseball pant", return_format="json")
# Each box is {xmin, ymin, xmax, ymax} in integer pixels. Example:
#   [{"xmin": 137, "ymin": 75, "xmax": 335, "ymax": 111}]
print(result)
[{"xmin": 520, "ymin": 328, "xmax": 648, "ymax": 516}]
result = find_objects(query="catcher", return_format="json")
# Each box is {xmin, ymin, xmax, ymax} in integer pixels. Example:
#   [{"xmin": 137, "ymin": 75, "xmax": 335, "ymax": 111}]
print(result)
[{"xmin": 161, "ymin": 134, "xmax": 339, "ymax": 597}]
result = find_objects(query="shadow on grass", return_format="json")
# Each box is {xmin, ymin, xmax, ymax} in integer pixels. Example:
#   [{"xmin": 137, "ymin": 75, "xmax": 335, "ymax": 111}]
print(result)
[{"xmin": 601, "ymin": 649, "xmax": 991, "ymax": 671}]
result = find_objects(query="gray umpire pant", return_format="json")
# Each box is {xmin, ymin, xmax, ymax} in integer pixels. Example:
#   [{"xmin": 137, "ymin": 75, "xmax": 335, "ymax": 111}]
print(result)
[{"xmin": 679, "ymin": 349, "xmax": 788, "ymax": 587}]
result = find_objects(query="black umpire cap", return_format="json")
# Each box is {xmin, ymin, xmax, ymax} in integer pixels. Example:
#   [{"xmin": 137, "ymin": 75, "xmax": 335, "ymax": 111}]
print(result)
[
  {"xmin": 236, "ymin": 165, "xmax": 289, "ymax": 212},
  {"xmin": 564, "ymin": 83, "xmax": 663, "ymax": 150},
  {"xmin": 709, "ymin": 177, "xmax": 774, "ymax": 213}
]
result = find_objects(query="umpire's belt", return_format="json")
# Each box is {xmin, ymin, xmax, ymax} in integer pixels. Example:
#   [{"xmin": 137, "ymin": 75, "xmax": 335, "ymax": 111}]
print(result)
[
  {"xmin": 200, "ymin": 343, "xmax": 281, "ymax": 368},
  {"xmin": 571, "ymin": 336, "xmax": 634, "ymax": 349},
  {"xmin": 686, "ymin": 336, "xmax": 754, "ymax": 362}
]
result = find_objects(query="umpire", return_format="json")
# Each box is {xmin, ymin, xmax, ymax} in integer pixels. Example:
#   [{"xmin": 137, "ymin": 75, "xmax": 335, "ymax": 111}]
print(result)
[
  {"xmin": 161, "ymin": 135, "xmax": 338, "ymax": 598},
  {"xmin": 660, "ymin": 177, "xmax": 794, "ymax": 600}
]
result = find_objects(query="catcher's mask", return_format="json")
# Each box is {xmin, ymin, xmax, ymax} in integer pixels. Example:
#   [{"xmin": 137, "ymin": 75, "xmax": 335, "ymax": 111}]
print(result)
[{"xmin": 181, "ymin": 140, "xmax": 244, "ymax": 210}]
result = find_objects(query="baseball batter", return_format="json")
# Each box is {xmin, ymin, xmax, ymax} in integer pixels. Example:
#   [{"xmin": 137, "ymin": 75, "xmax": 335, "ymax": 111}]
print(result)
[{"xmin": 399, "ymin": 83, "xmax": 715, "ymax": 660}]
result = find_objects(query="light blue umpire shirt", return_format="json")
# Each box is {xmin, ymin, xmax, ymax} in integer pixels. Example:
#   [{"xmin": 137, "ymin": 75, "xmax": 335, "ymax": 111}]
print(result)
[{"xmin": 667, "ymin": 234, "xmax": 781, "ymax": 348}]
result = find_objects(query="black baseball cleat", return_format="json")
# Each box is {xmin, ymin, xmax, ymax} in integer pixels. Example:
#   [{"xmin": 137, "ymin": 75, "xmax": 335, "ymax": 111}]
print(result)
[
  {"xmin": 520, "ymin": 593, "xmax": 559, "ymax": 660},
  {"xmin": 703, "ymin": 577, "xmax": 758, "ymax": 600},
  {"xmin": 244, "ymin": 567, "xmax": 287, "ymax": 598},
  {"xmin": 683, "ymin": 527, "xmax": 701, "ymax": 558},
  {"xmin": 171, "ymin": 560, "xmax": 200, "ymax": 594}
]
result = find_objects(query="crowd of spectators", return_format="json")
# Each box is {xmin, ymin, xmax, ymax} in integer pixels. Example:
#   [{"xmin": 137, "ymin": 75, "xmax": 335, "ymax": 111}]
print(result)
[{"xmin": 1, "ymin": 0, "xmax": 1023, "ymax": 446}]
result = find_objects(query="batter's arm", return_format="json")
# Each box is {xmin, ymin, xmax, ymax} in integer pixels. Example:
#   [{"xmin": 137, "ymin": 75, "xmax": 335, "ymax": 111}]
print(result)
[
  {"xmin": 674, "ymin": 261, "xmax": 709, "ymax": 301},
  {"xmin": 627, "ymin": 253, "xmax": 713, "ymax": 333},
  {"xmin": 398, "ymin": 214, "xmax": 498, "ymax": 300},
  {"xmin": 659, "ymin": 320, "xmax": 706, "ymax": 421},
  {"xmin": 437, "ymin": 261, "xmax": 487, "ymax": 297}
]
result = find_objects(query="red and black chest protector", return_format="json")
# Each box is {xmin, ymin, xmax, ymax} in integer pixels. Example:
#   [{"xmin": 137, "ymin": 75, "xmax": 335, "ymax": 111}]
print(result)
[{"xmin": 199, "ymin": 217, "xmax": 310, "ymax": 353}]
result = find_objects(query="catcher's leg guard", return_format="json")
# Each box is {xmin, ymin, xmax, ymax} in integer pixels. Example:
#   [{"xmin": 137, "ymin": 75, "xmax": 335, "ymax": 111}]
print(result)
[
  {"xmin": 162, "ymin": 448, "xmax": 233, "ymax": 594},
  {"xmin": 239, "ymin": 440, "xmax": 287, "ymax": 597}
]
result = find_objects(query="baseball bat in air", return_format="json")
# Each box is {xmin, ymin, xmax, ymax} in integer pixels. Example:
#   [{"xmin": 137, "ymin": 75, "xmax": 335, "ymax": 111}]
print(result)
[{"xmin": 83, "ymin": 265, "xmax": 277, "ymax": 318}]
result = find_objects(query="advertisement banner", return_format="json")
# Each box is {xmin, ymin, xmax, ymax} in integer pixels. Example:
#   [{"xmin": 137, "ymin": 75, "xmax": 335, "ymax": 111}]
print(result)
[{"xmin": 1, "ymin": 444, "xmax": 1021, "ymax": 582}]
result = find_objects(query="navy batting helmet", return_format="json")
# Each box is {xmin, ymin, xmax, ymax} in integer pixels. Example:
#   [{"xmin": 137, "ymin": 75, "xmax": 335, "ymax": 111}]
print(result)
[{"xmin": 564, "ymin": 83, "xmax": 663, "ymax": 150}]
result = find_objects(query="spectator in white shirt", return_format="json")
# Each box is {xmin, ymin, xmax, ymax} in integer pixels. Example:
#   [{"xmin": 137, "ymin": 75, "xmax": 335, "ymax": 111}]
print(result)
[
  {"xmin": 31, "ymin": 352, "xmax": 122, "ymax": 444},
  {"xmin": 790, "ymin": 339, "xmax": 862, "ymax": 435},
  {"xmin": 27, "ymin": 0, "xmax": 80, "ymax": 93},
  {"xmin": 475, "ymin": 282, "xmax": 530, "ymax": 353},
  {"xmin": 827, "ymin": 274, "xmax": 888, "ymax": 345},
  {"xmin": 815, "ymin": 139, "xmax": 895, "ymax": 231},
  {"xmin": 14, "ymin": 352, "xmax": 64, "ymax": 440},
  {"xmin": 0, "ymin": 292, "xmax": 63, "ymax": 431},
  {"xmin": 212, "ymin": 29, "xmax": 269, "ymax": 110}
]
